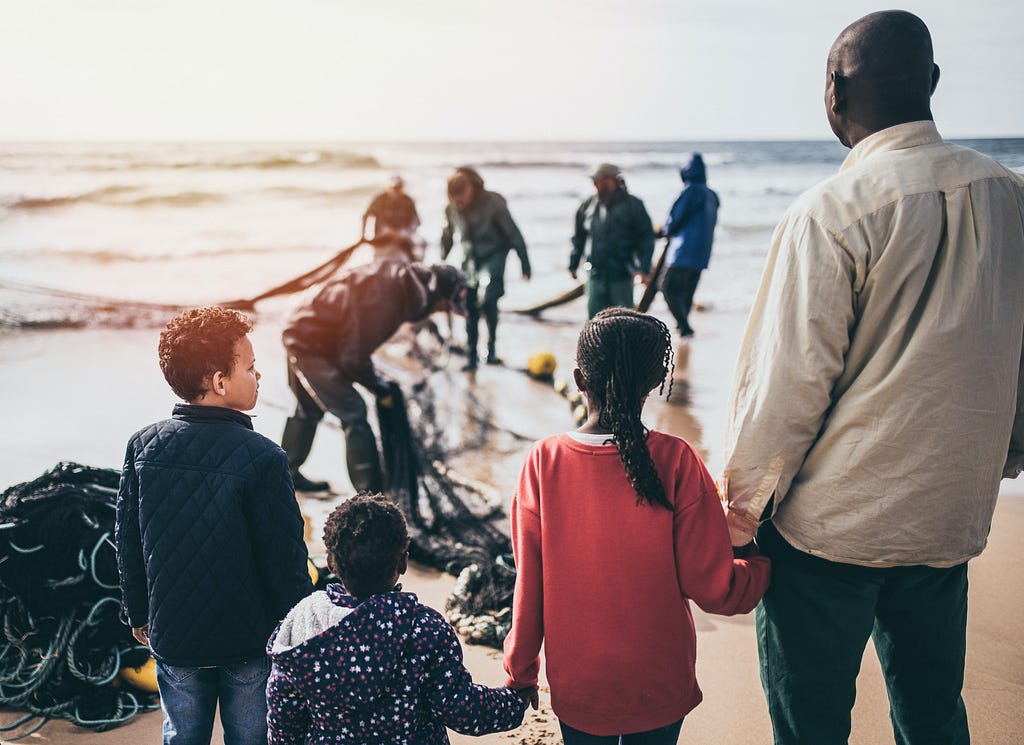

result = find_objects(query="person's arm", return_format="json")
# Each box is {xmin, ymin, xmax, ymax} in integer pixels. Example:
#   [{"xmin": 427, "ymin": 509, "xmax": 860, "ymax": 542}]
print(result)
[
  {"xmin": 114, "ymin": 440, "xmax": 149, "ymax": 629},
  {"xmin": 244, "ymin": 448, "xmax": 314, "ymax": 619},
  {"xmin": 494, "ymin": 196, "xmax": 531, "ymax": 279},
  {"xmin": 1006, "ymin": 335, "xmax": 1024, "ymax": 479},
  {"xmin": 663, "ymin": 188, "xmax": 701, "ymax": 238},
  {"xmin": 632, "ymin": 198, "xmax": 656, "ymax": 276},
  {"xmin": 422, "ymin": 611, "xmax": 526, "ymax": 735},
  {"xmin": 673, "ymin": 454, "xmax": 770, "ymax": 615},
  {"xmin": 267, "ymin": 662, "xmax": 310, "ymax": 745},
  {"xmin": 722, "ymin": 212, "xmax": 857, "ymax": 542},
  {"xmin": 503, "ymin": 456, "xmax": 543, "ymax": 689},
  {"xmin": 440, "ymin": 205, "xmax": 455, "ymax": 261},
  {"xmin": 569, "ymin": 199, "xmax": 589, "ymax": 278}
]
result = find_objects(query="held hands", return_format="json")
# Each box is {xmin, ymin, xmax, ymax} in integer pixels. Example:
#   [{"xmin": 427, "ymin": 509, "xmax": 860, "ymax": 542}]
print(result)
[
  {"xmin": 514, "ymin": 685, "xmax": 539, "ymax": 710},
  {"xmin": 724, "ymin": 504, "xmax": 760, "ymax": 548}
]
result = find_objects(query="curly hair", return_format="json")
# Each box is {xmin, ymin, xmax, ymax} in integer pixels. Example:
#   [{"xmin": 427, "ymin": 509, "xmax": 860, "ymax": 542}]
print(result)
[
  {"xmin": 323, "ymin": 493, "xmax": 410, "ymax": 589},
  {"xmin": 158, "ymin": 307, "xmax": 253, "ymax": 402},
  {"xmin": 576, "ymin": 308, "xmax": 674, "ymax": 509}
]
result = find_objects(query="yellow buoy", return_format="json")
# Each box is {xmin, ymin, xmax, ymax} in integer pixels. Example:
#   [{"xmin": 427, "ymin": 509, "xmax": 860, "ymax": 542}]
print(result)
[
  {"xmin": 120, "ymin": 657, "xmax": 159, "ymax": 693},
  {"xmin": 308, "ymin": 559, "xmax": 320, "ymax": 587},
  {"xmin": 526, "ymin": 351, "xmax": 558, "ymax": 380}
]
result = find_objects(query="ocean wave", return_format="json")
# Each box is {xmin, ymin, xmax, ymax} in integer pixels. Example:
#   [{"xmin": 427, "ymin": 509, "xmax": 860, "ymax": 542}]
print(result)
[
  {"xmin": 2, "ymin": 244, "xmax": 304, "ymax": 264},
  {"xmin": 6, "ymin": 186, "xmax": 229, "ymax": 210}
]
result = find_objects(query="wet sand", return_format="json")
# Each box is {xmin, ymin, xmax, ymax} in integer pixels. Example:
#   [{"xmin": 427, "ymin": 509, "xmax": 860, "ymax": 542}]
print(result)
[{"xmin": 1, "ymin": 291, "xmax": 1022, "ymax": 744}]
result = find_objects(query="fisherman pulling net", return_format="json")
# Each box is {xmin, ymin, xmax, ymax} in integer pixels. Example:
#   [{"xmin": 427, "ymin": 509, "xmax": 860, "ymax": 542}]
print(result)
[{"xmin": 0, "ymin": 462, "xmax": 158, "ymax": 740}]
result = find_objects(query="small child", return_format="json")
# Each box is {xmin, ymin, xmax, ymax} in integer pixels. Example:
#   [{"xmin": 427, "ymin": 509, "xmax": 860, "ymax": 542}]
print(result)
[
  {"xmin": 267, "ymin": 493, "xmax": 533, "ymax": 744},
  {"xmin": 503, "ymin": 308, "xmax": 771, "ymax": 744},
  {"xmin": 115, "ymin": 307, "xmax": 313, "ymax": 744}
]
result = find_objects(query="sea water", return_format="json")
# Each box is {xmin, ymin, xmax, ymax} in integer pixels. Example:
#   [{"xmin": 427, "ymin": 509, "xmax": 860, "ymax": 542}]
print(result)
[{"xmin": 1, "ymin": 138, "xmax": 1023, "ymax": 325}]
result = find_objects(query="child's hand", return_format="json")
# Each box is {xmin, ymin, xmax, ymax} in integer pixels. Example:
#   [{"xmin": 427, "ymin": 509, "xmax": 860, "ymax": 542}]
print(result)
[
  {"xmin": 514, "ymin": 686, "xmax": 539, "ymax": 710},
  {"xmin": 132, "ymin": 624, "xmax": 150, "ymax": 646}
]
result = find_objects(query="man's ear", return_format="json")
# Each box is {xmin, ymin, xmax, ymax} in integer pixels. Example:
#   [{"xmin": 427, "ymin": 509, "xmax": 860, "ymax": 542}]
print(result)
[
  {"xmin": 930, "ymin": 63, "xmax": 940, "ymax": 95},
  {"xmin": 829, "ymin": 71, "xmax": 847, "ymax": 115}
]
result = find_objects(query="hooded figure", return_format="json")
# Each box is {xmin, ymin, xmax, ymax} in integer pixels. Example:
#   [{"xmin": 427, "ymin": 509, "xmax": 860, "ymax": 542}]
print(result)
[
  {"xmin": 279, "ymin": 260, "xmax": 466, "ymax": 493},
  {"xmin": 659, "ymin": 153, "xmax": 720, "ymax": 337}
]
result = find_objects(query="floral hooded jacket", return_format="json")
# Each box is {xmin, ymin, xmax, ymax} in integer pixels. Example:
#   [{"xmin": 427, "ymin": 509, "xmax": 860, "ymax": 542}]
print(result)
[{"xmin": 267, "ymin": 583, "xmax": 525, "ymax": 744}]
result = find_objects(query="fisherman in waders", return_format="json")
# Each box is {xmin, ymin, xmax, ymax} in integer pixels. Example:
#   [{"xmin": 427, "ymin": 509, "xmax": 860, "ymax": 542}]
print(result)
[
  {"xmin": 441, "ymin": 167, "xmax": 531, "ymax": 370},
  {"xmin": 279, "ymin": 261, "xmax": 468, "ymax": 493}
]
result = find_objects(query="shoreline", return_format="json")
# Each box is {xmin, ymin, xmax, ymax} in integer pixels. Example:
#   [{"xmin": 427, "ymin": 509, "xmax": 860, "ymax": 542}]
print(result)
[{"xmin": 1, "ymin": 296, "xmax": 1022, "ymax": 744}]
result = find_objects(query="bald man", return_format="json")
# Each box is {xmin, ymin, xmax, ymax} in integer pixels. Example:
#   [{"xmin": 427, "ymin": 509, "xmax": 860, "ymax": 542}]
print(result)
[{"xmin": 723, "ymin": 11, "xmax": 1024, "ymax": 744}]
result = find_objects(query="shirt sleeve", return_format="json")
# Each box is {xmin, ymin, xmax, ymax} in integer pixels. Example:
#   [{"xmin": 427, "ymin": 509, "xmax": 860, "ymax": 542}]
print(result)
[
  {"xmin": 267, "ymin": 662, "xmax": 310, "ymax": 745},
  {"xmin": 115, "ymin": 440, "xmax": 149, "ymax": 627},
  {"xmin": 1006, "ymin": 334, "xmax": 1024, "ymax": 479},
  {"xmin": 244, "ymin": 448, "xmax": 314, "ymax": 619},
  {"xmin": 632, "ymin": 198, "xmax": 656, "ymax": 274},
  {"xmin": 494, "ymin": 196, "xmax": 530, "ymax": 275},
  {"xmin": 502, "ymin": 465, "xmax": 543, "ymax": 688},
  {"xmin": 673, "ymin": 453, "xmax": 771, "ymax": 615},
  {"xmin": 440, "ymin": 206, "xmax": 454, "ymax": 260},
  {"xmin": 569, "ymin": 200, "xmax": 589, "ymax": 272},
  {"xmin": 723, "ymin": 212, "xmax": 857, "ymax": 526},
  {"xmin": 663, "ymin": 188, "xmax": 700, "ymax": 238},
  {"xmin": 423, "ymin": 613, "xmax": 526, "ymax": 735}
]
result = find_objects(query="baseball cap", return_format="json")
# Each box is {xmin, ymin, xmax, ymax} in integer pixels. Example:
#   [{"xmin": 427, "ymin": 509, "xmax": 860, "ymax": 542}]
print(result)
[{"xmin": 588, "ymin": 163, "xmax": 622, "ymax": 180}]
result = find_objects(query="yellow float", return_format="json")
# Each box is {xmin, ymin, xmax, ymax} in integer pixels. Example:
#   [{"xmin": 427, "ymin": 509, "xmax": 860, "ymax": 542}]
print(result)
[{"xmin": 119, "ymin": 656, "xmax": 159, "ymax": 693}]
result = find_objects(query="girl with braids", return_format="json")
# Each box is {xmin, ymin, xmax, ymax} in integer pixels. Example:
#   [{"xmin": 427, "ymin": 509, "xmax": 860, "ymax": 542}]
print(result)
[{"xmin": 503, "ymin": 308, "xmax": 771, "ymax": 744}]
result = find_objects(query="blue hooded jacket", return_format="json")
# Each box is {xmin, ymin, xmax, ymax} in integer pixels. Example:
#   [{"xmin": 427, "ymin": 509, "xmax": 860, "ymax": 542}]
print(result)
[{"xmin": 662, "ymin": 154, "xmax": 720, "ymax": 271}]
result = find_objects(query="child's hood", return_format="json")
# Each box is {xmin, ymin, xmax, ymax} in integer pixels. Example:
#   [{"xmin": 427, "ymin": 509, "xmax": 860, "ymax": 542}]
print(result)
[{"xmin": 267, "ymin": 583, "xmax": 421, "ymax": 700}]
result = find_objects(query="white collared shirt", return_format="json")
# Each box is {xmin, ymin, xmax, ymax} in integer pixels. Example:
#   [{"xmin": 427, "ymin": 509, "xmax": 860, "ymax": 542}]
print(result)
[{"xmin": 723, "ymin": 121, "xmax": 1024, "ymax": 567}]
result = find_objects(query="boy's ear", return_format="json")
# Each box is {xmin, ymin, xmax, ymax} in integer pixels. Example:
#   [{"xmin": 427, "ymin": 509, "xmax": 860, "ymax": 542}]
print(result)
[
  {"xmin": 397, "ymin": 550, "xmax": 408, "ymax": 577},
  {"xmin": 210, "ymin": 370, "xmax": 228, "ymax": 396}
]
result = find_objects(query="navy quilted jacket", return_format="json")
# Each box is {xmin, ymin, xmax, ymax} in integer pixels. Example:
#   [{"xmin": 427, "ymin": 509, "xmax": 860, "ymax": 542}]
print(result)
[
  {"xmin": 115, "ymin": 404, "xmax": 313, "ymax": 666},
  {"xmin": 267, "ymin": 584, "xmax": 525, "ymax": 744}
]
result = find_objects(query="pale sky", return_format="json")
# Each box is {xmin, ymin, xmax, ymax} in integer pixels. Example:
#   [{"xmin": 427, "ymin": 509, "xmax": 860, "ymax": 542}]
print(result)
[{"xmin": 2, "ymin": 0, "xmax": 1021, "ymax": 141}]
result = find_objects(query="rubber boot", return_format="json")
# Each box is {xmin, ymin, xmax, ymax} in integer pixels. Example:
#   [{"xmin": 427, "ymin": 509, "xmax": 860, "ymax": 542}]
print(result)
[
  {"xmin": 281, "ymin": 417, "xmax": 330, "ymax": 492},
  {"xmin": 345, "ymin": 420, "xmax": 383, "ymax": 493},
  {"xmin": 464, "ymin": 307, "xmax": 480, "ymax": 371},
  {"xmin": 484, "ymin": 305, "xmax": 502, "ymax": 365}
]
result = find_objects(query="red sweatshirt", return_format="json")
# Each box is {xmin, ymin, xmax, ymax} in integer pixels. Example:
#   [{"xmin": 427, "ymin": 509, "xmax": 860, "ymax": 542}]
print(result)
[{"xmin": 503, "ymin": 431, "xmax": 770, "ymax": 736}]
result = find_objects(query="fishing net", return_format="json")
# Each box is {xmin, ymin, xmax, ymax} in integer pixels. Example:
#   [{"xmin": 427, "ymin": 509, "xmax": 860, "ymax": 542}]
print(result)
[
  {"xmin": 376, "ymin": 379, "xmax": 519, "ymax": 648},
  {"xmin": 0, "ymin": 462, "xmax": 158, "ymax": 739}
]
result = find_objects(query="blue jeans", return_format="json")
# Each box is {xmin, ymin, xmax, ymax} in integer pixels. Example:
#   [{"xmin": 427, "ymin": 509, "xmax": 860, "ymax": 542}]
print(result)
[
  {"xmin": 559, "ymin": 718, "xmax": 684, "ymax": 745},
  {"xmin": 156, "ymin": 658, "xmax": 271, "ymax": 745}
]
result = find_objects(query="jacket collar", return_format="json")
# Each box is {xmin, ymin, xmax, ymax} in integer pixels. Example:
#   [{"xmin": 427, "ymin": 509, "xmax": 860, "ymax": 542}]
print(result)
[
  {"xmin": 172, "ymin": 403, "xmax": 254, "ymax": 430},
  {"xmin": 840, "ymin": 120, "xmax": 943, "ymax": 172}
]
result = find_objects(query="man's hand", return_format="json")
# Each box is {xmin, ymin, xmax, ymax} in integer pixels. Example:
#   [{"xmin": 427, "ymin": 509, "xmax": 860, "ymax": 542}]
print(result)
[
  {"xmin": 132, "ymin": 625, "xmax": 150, "ymax": 646},
  {"xmin": 725, "ymin": 504, "xmax": 760, "ymax": 548},
  {"xmin": 569, "ymin": 269, "xmax": 578, "ymax": 280}
]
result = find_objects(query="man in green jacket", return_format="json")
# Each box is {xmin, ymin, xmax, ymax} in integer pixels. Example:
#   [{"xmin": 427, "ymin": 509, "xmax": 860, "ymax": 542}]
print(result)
[
  {"xmin": 570, "ymin": 164, "xmax": 655, "ymax": 318},
  {"xmin": 441, "ymin": 167, "xmax": 531, "ymax": 370}
]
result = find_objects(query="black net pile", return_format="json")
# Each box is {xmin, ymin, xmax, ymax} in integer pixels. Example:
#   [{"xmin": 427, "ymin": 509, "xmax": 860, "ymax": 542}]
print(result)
[
  {"xmin": 376, "ymin": 382, "xmax": 518, "ymax": 648},
  {"xmin": 0, "ymin": 462, "xmax": 157, "ymax": 739}
]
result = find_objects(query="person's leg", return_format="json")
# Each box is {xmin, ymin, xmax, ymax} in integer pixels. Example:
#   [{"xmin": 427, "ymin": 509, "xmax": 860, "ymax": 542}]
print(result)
[
  {"xmin": 873, "ymin": 563, "xmax": 970, "ymax": 745},
  {"xmin": 464, "ymin": 286, "xmax": 481, "ymax": 369},
  {"xmin": 218, "ymin": 657, "xmax": 272, "ymax": 745},
  {"xmin": 756, "ymin": 524, "xmax": 881, "ymax": 745},
  {"xmin": 661, "ymin": 267, "xmax": 699, "ymax": 336},
  {"xmin": 155, "ymin": 663, "xmax": 218, "ymax": 745},
  {"xmin": 607, "ymin": 278, "xmax": 635, "ymax": 311},
  {"xmin": 288, "ymin": 356, "xmax": 381, "ymax": 493},
  {"xmin": 558, "ymin": 720, "xmax": 620, "ymax": 745},
  {"xmin": 481, "ymin": 257, "xmax": 508, "ymax": 364},
  {"xmin": 586, "ymin": 276, "xmax": 608, "ymax": 319},
  {"xmin": 281, "ymin": 359, "xmax": 329, "ymax": 491},
  {"xmin": 621, "ymin": 718, "xmax": 684, "ymax": 745}
]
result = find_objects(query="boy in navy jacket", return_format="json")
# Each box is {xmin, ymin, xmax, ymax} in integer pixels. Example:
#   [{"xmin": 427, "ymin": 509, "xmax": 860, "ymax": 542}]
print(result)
[{"xmin": 116, "ymin": 306, "xmax": 313, "ymax": 744}]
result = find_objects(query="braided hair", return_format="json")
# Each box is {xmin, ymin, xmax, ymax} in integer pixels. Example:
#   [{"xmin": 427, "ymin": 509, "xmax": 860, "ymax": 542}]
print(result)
[{"xmin": 576, "ymin": 308, "xmax": 674, "ymax": 509}]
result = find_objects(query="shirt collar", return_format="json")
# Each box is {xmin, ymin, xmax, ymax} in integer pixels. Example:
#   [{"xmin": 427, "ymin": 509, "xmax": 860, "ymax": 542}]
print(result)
[
  {"xmin": 172, "ymin": 402, "xmax": 254, "ymax": 430},
  {"xmin": 840, "ymin": 120, "xmax": 943, "ymax": 172}
]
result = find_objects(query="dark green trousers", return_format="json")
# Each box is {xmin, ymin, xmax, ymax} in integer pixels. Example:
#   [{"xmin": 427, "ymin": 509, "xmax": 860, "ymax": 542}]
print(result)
[{"xmin": 756, "ymin": 522, "xmax": 970, "ymax": 745}]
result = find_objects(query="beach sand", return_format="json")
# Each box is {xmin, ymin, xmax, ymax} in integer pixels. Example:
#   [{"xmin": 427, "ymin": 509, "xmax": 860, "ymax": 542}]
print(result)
[{"xmin": 1, "ymin": 292, "xmax": 1022, "ymax": 744}]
